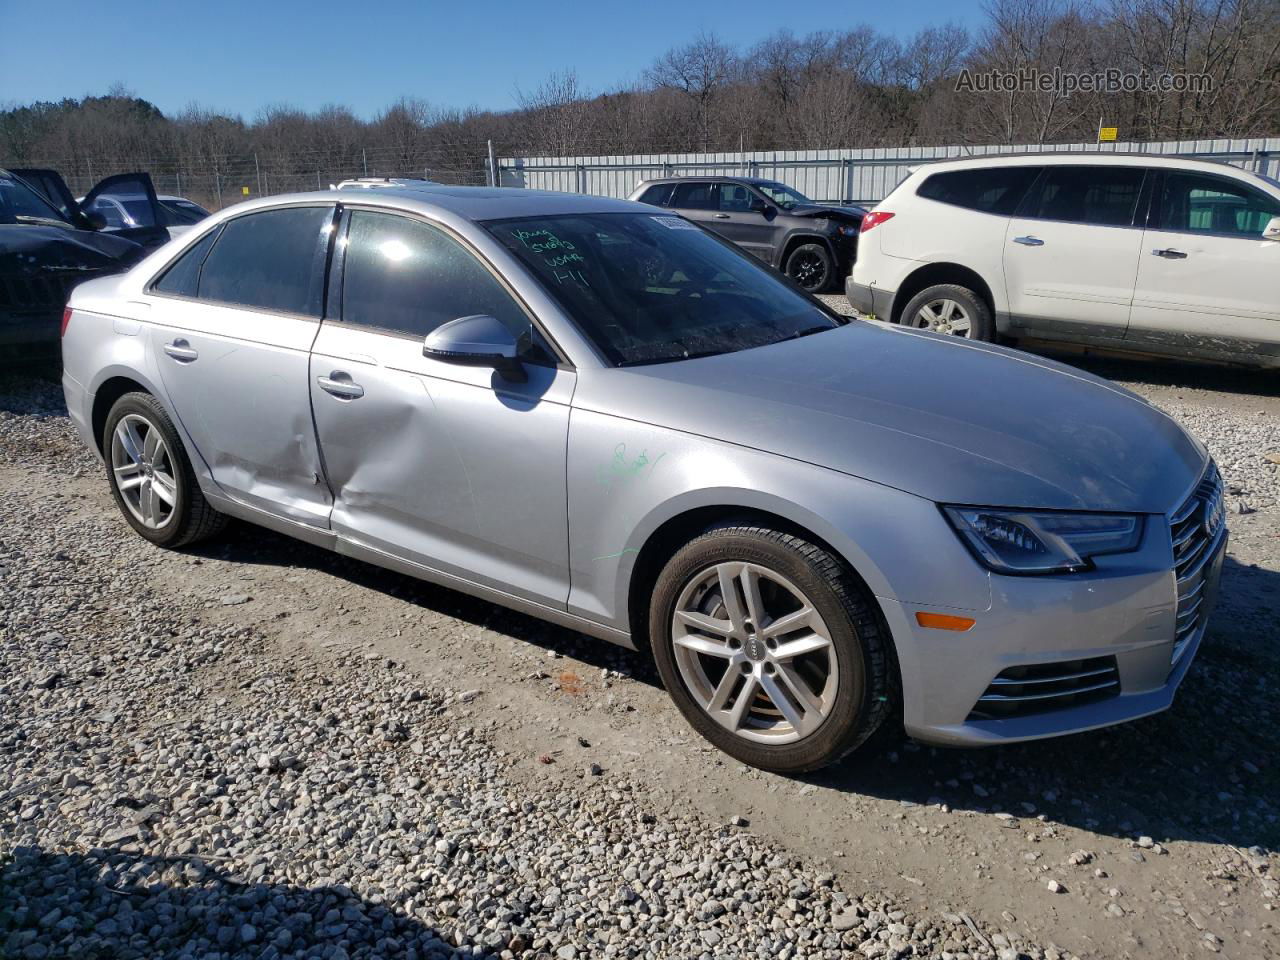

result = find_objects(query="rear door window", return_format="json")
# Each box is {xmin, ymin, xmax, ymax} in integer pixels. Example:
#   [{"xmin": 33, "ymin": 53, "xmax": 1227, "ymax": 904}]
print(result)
[
  {"xmin": 1020, "ymin": 166, "xmax": 1146, "ymax": 227},
  {"xmin": 670, "ymin": 182, "xmax": 718, "ymax": 210},
  {"xmin": 916, "ymin": 167, "xmax": 1040, "ymax": 215},
  {"xmin": 195, "ymin": 206, "xmax": 332, "ymax": 316}
]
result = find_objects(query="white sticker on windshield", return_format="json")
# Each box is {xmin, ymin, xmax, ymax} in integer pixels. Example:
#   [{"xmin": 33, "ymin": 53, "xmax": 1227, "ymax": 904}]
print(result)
[{"xmin": 651, "ymin": 216, "xmax": 699, "ymax": 231}]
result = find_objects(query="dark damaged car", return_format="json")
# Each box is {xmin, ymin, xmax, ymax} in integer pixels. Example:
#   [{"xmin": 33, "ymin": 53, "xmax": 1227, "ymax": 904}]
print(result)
[
  {"xmin": 629, "ymin": 176, "xmax": 865, "ymax": 292},
  {"xmin": 1, "ymin": 169, "xmax": 169, "ymax": 360}
]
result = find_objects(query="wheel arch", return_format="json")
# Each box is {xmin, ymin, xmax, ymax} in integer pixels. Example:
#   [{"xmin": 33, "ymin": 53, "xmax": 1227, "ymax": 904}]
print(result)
[
  {"xmin": 91, "ymin": 374, "xmax": 155, "ymax": 456},
  {"xmin": 890, "ymin": 262, "xmax": 997, "ymax": 326},
  {"xmin": 624, "ymin": 499, "xmax": 892, "ymax": 657},
  {"xmin": 776, "ymin": 231, "xmax": 835, "ymax": 271}
]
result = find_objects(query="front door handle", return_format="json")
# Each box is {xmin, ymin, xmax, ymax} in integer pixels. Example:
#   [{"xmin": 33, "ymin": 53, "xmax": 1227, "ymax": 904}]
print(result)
[
  {"xmin": 713, "ymin": 213, "xmax": 731, "ymax": 219},
  {"xmin": 1012, "ymin": 235, "xmax": 1044, "ymax": 246},
  {"xmin": 1152, "ymin": 248, "xmax": 1188, "ymax": 259},
  {"xmin": 316, "ymin": 372, "xmax": 364, "ymax": 400},
  {"xmin": 163, "ymin": 339, "xmax": 198, "ymax": 362}
]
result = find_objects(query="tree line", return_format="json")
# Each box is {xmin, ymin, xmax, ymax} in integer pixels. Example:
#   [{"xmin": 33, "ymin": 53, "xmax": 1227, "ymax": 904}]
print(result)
[{"xmin": 2, "ymin": 0, "xmax": 1276, "ymax": 208}]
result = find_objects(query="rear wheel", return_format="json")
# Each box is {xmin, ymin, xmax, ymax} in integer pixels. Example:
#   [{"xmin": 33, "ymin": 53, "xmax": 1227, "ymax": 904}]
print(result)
[
  {"xmin": 650, "ymin": 525, "xmax": 893, "ymax": 773},
  {"xmin": 900, "ymin": 283, "xmax": 994, "ymax": 342},
  {"xmin": 784, "ymin": 243, "xmax": 833, "ymax": 293},
  {"xmin": 103, "ymin": 392, "xmax": 226, "ymax": 548}
]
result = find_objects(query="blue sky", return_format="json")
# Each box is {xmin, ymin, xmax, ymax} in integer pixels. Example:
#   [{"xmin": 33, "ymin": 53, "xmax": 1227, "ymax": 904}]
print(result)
[{"xmin": 1, "ymin": 0, "xmax": 982, "ymax": 120}]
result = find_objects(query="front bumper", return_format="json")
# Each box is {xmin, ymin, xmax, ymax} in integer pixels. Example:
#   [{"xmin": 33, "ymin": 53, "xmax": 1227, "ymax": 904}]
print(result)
[{"xmin": 882, "ymin": 524, "xmax": 1227, "ymax": 747}]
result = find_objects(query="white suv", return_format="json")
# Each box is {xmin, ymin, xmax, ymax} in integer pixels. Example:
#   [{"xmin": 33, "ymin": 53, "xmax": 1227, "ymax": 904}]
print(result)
[{"xmin": 848, "ymin": 154, "xmax": 1280, "ymax": 368}]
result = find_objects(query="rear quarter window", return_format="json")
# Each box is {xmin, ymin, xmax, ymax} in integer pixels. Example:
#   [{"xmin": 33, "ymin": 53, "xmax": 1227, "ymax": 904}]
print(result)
[
  {"xmin": 151, "ymin": 227, "xmax": 222, "ymax": 297},
  {"xmin": 194, "ymin": 206, "xmax": 332, "ymax": 316},
  {"xmin": 916, "ymin": 167, "xmax": 1041, "ymax": 216},
  {"xmin": 637, "ymin": 184, "xmax": 674, "ymax": 206}
]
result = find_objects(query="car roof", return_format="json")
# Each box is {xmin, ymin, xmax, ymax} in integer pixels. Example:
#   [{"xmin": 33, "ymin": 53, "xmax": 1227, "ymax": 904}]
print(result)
[
  {"xmin": 638, "ymin": 175, "xmax": 781, "ymax": 186},
  {"xmin": 908, "ymin": 151, "xmax": 1260, "ymax": 176},
  {"xmin": 208, "ymin": 185, "xmax": 647, "ymax": 222}
]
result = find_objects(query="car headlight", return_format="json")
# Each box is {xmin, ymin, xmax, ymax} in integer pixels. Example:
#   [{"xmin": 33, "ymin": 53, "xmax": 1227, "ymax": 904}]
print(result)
[
  {"xmin": 942, "ymin": 506, "xmax": 1144, "ymax": 575},
  {"xmin": 835, "ymin": 224, "xmax": 859, "ymax": 237}
]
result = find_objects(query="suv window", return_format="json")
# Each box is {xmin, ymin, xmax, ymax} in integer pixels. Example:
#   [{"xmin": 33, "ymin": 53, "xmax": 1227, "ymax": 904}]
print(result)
[
  {"xmin": 196, "ymin": 206, "xmax": 331, "ymax": 316},
  {"xmin": 637, "ymin": 183, "xmax": 674, "ymax": 206},
  {"xmin": 670, "ymin": 182, "xmax": 717, "ymax": 210},
  {"xmin": 1021, "ymin": 166, "xmax": 1145, "ymax": 227},
  {"xmin": 152, "ymin": 227, "xmax": 223, "ymax": 297},
  {"xmin": 718, "ymin": 183, "xmax": 755, "ymax": 212},
  {"xmin": 916, "ymin": 166, "xmax": 1040, "ymax": 216},
  {"xmin": 1155, "ymin": 171, "xmax": 1280, "ymax": 237},
  {"xmin": 340, "ymin": 210, "xmax": 535, "ymax": 347}
]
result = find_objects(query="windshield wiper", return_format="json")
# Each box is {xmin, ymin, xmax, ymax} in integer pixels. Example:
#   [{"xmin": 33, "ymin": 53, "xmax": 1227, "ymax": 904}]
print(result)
[
  {"xmin": 781, "ymin": 324, "xmax": 838, "ymax": 341},
  {"xmin": 618, "ymin": 349, "xmax": 725, "ymax": 367},
  {"xmin": 14, "ymin": 214, "xmax": 72, "ymax": 228}
]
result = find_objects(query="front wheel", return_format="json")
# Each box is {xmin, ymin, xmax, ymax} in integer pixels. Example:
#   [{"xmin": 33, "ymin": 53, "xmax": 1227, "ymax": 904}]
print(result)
[
  {"xmin": 784, "ymin": 243, "xmax": 834, "ymax": 293},
  {"xmin": 650, "ymin": 525, "xmax": 893, "ymax": 773},
  {"xmin": 900, "ymin": 283, "xmax": 995, "ymax": 341}
]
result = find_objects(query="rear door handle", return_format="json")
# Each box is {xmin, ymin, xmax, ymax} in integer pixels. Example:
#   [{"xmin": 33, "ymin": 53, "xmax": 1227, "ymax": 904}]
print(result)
[
  {"xmin": 1152, "ymin": 248, "xmax": 1188, "ymax": 259},
  {"xmin": 163, "ymin": 339, "xmax": 198, "ymax": 362},
  {"xmin": 316, "ymin": 372, "xmax": 364, "ymax": 400},
  {"xmin": 713, "ymin": 213, "xmax": 731, "ymax": 219},
  {"xmin": 1012, "ymin": 235, "xmax": 1044, "ymax": 246}
]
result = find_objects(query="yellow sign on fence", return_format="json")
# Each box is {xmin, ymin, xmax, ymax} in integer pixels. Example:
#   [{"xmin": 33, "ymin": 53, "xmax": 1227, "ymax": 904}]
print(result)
[
  {"xmin": 1098, "ymin": 126, "xmax": 1119, "ymax": 142},
  {"xmin": 242, "ymin": 186, "xmax": 251, "ymax": 196}
]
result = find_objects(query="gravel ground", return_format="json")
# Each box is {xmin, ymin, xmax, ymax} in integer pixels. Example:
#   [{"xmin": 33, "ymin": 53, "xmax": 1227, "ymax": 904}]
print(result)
[
  {"xmin": 1, "ymin": 375, "xmax": 1049, "ymax": 960},
  {"xmin": 3, "ymin": 346, "xmax": 1278, "ymax": 960}
]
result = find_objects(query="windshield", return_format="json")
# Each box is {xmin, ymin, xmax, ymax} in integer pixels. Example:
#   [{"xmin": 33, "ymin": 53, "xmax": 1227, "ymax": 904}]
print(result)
[
  {"xmin": 0, "ymin": 173, "xmax": 72, "ymax": 225},
  {"xmin": 485, "ymin": 212, "xmax": 842, "ymax": 367},
  {"xmin": 754, "ymin": 181, "xmax": 811, "ymax": 209}
]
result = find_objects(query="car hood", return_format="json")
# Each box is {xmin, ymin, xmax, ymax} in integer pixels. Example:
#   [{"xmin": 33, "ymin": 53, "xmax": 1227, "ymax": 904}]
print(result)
[
  {"xmin": 576, "ymin": 322, "xmax": 1206, "ymax": 513},
  {"xmin": 786, "ymin": 203, "xmax": 865, "ymax": 224}
]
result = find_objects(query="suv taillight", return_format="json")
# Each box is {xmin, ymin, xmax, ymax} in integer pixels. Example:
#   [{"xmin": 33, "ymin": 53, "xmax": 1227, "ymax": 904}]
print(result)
[
  {"xmin": 60, "ymin": 307, "xmax": 73, "ymax": 338},
  {"xmin": 860, "ymin": 211, "xmax": 895, "ymax": 232}
]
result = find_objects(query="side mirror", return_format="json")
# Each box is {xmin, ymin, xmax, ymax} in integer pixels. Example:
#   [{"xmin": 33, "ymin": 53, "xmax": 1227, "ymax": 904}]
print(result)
[
  {"xmin": 423, "ymin": 314, "xmax": 527, "ymax": 382},
  {"xmin": 1264, "ymin": 216, "xmax": 1280, "ymax": 241},
  {"xmin": 84, "ymin": 211, "xmax": 108, "ymax": 231},
  {"xmin": 750, "ymin": 197, "xmax": 771, "ymax": 215}
]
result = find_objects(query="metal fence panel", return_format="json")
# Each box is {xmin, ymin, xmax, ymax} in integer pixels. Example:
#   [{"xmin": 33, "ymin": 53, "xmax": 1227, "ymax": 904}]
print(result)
[{"xmin": 499, "ymin": 137, "xmax": 1280, "ymax": 205}]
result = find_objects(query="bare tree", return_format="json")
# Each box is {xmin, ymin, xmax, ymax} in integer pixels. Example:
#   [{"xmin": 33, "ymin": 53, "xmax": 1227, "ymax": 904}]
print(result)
[{"xmin": 647, "ymin": 32, "xmax": 738, "ymax": 149}]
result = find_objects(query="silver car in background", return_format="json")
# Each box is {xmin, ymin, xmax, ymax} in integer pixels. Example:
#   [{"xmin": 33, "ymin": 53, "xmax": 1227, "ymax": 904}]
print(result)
[{"xmin": 60, "ymin": 186, "xmax": 1227, "ymax": 772}]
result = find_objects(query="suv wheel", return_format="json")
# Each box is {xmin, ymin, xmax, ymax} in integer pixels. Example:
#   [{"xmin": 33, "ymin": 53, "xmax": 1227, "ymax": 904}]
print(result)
[
  {"xmin": 103, "ymin": 392, "xmax": 227, "ymax": 548},
  {"xmin": 901, "ymin": 283, "xmax": 994, "ymax": 341},
  {"xmin": 650, "ymin": 525, "xmax": 893, "ymax": 773},
  {"xmin": 784, "ymin": 243, "xmax": 833, "ymax": 293}
]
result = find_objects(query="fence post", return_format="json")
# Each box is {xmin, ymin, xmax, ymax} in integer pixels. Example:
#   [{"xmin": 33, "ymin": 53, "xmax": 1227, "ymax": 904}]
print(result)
[
  {"xmin": 317, "ymin": 170, "xmax": 322, "ymax": 190},
  {"xmin": 843, "ymin": 158, "xmax": 855, "ymax": 205},
  {"xmin": 214, "ymin": 168, "xmax": 222, "ymax": 209},
  {"xmin": 362, "ymin": 149, "xmax": 368, "ymax": 176},
  {"xmin": 254, "ymin": 153, "xmax": 263, "ymax": 197},
  {"xmin": 487, "ymin": 139, "xmax": 498, "ymax": 187},
  {"xmin": 576, "ymin": 163, "xmax": 586, "ymax": 194}
]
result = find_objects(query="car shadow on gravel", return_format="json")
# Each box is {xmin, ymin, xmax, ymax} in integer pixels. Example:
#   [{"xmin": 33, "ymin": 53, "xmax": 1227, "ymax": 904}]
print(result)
[
  {"xmin": 808, "ymin": 554, "xmax": 1280, "ymax": 854},
  {"xmin": 0, "ymin": 845, "xmax": 468, "ymax": 959},
  {"xmin": 193, "ymin": 520, "xmax": 661, "ymax": 685}
]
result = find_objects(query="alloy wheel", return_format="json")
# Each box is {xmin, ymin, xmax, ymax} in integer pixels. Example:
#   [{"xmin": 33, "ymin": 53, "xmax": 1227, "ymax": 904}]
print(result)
[
  {"xmin": 671, "ymin": 561, "xmax": 838, "ymax": 744},
  {"xmin": 789, "ymin": 251, "xmax": 828, "ymax": 290},
  {"xmin": 914, "ymin": 298, "xmax": 972, "ymax": 336},
  {"xmin": 110, "ymin": 413, "xmax": 178, "ymax": 529}
]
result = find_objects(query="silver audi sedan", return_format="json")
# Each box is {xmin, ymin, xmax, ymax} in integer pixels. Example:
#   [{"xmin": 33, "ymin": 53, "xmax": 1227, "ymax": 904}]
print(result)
[{"xmin": 61, "ymin": 186, "xmax": 1227, "ymax": 772}]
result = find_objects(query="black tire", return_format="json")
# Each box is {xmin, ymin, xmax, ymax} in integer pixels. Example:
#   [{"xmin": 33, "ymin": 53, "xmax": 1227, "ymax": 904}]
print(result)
[
  {"xmin": 900, "ymin": 283, "xmax": 995, "ymax": 342},
  {"xmin": 102, "ymin": 392, "xmax": 226, "ymax": 548},
  {"xmin": 784, "ymin": 242, "xmax": 834, "ymax": 293},
  {"xmin": 649, "ymin": 525, "xmax": 894, "ymax": 774}
]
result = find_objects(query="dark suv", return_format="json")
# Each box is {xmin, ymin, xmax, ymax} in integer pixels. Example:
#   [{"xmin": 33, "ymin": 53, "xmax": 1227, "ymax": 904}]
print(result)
[{"xmin": 628, "ymin": 177, "xmax": 865, "ymax": 292}]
